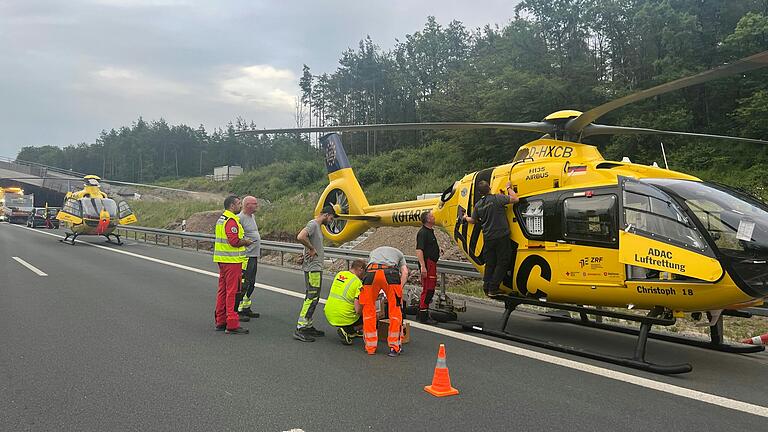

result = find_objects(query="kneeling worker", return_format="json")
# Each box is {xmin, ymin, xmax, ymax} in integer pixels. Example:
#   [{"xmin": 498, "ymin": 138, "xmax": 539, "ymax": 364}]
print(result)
[
  {"xmin": 324, "ymin": 259, "xmax": 367, "ymax": 345},
  {"xmin": 360, "ymin": 246, "xmax": 409, "ymax": 357}
]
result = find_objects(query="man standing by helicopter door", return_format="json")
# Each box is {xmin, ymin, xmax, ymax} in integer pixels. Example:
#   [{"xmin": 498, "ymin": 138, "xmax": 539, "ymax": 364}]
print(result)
[
  {"xmin": 416, "ymin": 210, "xmax": 439, "ymax": 324},
  {"xmin": 236, "ymin": 196, "xmax": 261, "ymax": 320},
  {"xmin": 463, "ymin": 181, "xmax": 518, "ymax": 297},
  {"xmin": 214, "ymin": 195, "xmax": 252, "ymax": 335}
]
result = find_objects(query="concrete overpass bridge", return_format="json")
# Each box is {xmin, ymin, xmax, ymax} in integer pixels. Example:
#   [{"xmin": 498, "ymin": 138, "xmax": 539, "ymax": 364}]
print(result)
[{"xmin": 0, "ymin": 156, "xmax": 135, "ymax": 206}]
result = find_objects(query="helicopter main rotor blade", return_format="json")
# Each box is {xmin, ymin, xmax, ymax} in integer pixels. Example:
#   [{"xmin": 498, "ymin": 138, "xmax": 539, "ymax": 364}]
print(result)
[
  {"xmin": 582, "ymin": 124, "xmax": 768, "ymax": 145},
  {"xmin": 236, "ymin": 122, "xmax": 555, "ymax": 135},
  {"xmin": 0, "ymin": 176, "xmax": 198, "ymax": 193},
  {"xmin": 566, "ymin": 50, "xmax": 768, "ymax": 134}
]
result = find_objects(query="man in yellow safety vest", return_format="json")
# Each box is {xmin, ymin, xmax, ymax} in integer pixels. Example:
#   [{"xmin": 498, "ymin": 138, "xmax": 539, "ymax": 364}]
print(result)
[
  {"xmin": 214, "ymin": 195, "xmax": 252, "ymax": 334},
  {"xmin": 324, "ymin": 260, "xmax": 367, "ymax": 345}
]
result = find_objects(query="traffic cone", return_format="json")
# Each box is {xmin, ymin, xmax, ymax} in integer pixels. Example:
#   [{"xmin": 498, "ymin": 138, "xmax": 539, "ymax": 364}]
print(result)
[
  {"xmin": 424, "ymin": 344, "xmax": 459, "ymax": 397},
  {"xmin": 742, "ymin": 333, "xmax": 768, "ymax": 345}
]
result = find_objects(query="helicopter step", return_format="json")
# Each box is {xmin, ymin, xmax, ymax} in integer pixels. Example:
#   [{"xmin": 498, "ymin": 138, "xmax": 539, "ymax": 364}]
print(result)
[
  {"xmin": 104, "ymin": 233, "xmax": 123, "ymax": 245},
  {"xmin": 444, "ymin": 295, "xmax": 694, "ymax": 374},
  {"xmin": 59, "ymin": 232, "xmax": 79, "ymax": 245},
  {"xmin": 541, "ymin": 309, "xmax": 765, "ymax": 355}
]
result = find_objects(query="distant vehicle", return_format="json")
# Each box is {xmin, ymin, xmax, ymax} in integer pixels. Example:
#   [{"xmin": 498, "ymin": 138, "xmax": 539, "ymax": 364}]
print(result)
[
  {"xmin": 0, "ymin": 187, "xmax": 35, "ymax": 224},
  {"xmin": 27, "ymin": 207, "xmax": 60, "ymax": 229}
]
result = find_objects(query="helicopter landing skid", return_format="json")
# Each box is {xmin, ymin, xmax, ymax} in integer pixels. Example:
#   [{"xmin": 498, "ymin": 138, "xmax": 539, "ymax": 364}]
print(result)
[
  {"xmin": 446, "ymin": 295, "xmax": 693, "ymax": 375},
  {"xmin": 542, "ymin": 309, "xmax": 765, "ymax": 355},
  {"xmin": 104, "ymin": 233, "xmax": 123, "ymax": 245},
  {"xmin": 59, "ymin": 232, "xmax": 78, "ymax": 245}
]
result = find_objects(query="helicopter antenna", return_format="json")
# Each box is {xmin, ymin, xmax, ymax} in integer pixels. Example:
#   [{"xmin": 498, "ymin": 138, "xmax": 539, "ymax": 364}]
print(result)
[{"xmin": 660, "ymin": 141, "xmax": 669, "ymax": 170}]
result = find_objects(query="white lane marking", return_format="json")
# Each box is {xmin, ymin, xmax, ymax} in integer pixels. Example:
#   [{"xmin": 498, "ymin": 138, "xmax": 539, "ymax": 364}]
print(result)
[
  {"xmin": 281, "ymin": 429, "xmax": 305, "ymax": 432},
  {"xmin": 12, "ymin": 256, "xmax": 48, "ymax": 276},
  {"xmin": 12, "ymin": 224, "xmax": 768, "ymax": 418}
]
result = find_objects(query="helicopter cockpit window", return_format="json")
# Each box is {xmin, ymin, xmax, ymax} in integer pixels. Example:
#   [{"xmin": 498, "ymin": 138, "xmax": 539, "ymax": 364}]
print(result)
[
  {"xmin": 80, "ymin": 198, "xmax": 119, "ymax": 219},
  {"xmin": 623, "ymin": 182, "xmax": 706, "ymax": 252},
  {"xmin": 518, "ymin": 199, "xmax": 544, "ymax": 237},
  {"xmin": 647, "ymin": 179, "xmax": 768, "ymax": 257},
  {"xmin": 563, "ymin": 195, "xmax": 617, "ymax": 243}
]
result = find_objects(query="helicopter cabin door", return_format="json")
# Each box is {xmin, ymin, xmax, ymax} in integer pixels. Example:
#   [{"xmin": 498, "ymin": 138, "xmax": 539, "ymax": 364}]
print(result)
[
  {"xmin": 57, "ymin": 198, "xmax": 83, "ymax": 226},
  {"xmin": 617, "ymin": 176, "xmax": 722, "ymax": 282},
  {"xmin": 117, "ymin": 201, "xmax": 137, "ymax": 225}
]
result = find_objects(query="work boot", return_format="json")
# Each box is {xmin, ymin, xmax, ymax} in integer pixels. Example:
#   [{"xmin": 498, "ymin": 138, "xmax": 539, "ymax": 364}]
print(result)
[
  {"xmin": 486, "ymin": 287, "xmax": 501, "ymax": 297},
  {"xmin": 225, "ymin": 327, "xmax": 249, "ymax": 335},
  {"xmin": 241, "ymin": 309, "xmax": 260, "ymax": 318},
  {"xmin": 215, "ymin": 325, "xmax": 226, "ymax": 332},
  {"xmin": 304, "ymin": 326, "xmax": 325, "ymax": 337},
  {"xmin": 238, "ymin": 314, "xmax": 251, "ymax": 322},
  {"xmin": 337, "ymin": 328, "xmax": 353, "ymax": 345},
  {"xmin": 293, "ymin": 329, "xmax": 315, "ymax": 342},
  {"xmin": 387, "ymin": 348, "xmax": 400, "ymax": 357},
  {"xmin": 418, "ymin": 310, "xmax": 438, "ymax": 325}
]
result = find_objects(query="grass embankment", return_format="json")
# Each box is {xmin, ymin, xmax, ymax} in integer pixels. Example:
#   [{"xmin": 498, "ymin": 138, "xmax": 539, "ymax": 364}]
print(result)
[
  {"xmin": 153, "ymin": 176, "xmax": 230, "ymax": 193},
  {"xmin": 130, "ymin": 192, "xmax": 315, "ymax": 238},
  {"xmin": 130, "ymin": 200, "xmax": 220, "ymax": 228}
]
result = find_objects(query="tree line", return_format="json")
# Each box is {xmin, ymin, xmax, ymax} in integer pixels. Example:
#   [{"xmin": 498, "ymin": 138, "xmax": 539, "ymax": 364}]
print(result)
[{"xmin": 17, "ymin": 0, "xmax": 768, "ymax": 188}]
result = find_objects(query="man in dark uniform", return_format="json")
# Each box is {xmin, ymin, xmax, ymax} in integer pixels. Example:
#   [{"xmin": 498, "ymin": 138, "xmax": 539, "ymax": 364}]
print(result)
[
  {"xmin": 416, "ymin": 210, "xmax": 440, "ymax": 324},
  {"xmin": 463, "ymin": 180, "xmax": 518, "ymax": 297}
]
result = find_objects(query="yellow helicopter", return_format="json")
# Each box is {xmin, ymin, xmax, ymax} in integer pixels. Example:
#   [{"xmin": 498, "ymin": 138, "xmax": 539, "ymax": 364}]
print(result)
[
  {"xmin": 244, "ymin": 50, "xmax": 768, "ymax": 374},
  {"xmin": 56, "ymin": 175, "xmax": 138, "ymax": 245}
]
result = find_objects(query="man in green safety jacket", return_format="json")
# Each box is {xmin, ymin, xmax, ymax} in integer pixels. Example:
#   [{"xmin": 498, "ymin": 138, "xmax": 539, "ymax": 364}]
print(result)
[
  {"xmin": 214, "ymin": 195, "xmax": 252, "ymax": 335},
  {"xmin": 324, "ymin": 260, "xmax": 367, "ymax": 345}
]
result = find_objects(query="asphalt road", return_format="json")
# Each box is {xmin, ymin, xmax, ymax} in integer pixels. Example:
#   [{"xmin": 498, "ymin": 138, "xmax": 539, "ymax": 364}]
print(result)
[{"xmin": 2, "ymin": 223, "xmax": 767, "ymax": 431}]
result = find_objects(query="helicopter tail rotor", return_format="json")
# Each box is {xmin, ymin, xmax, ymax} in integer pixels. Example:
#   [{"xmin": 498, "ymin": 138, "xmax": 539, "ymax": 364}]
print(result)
[{"xmin": 316, "ymin": 134, "xmax": 374, "ymax": 243}]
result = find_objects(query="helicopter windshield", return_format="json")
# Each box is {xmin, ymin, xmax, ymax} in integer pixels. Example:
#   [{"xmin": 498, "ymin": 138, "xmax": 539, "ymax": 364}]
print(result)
[
  {"xmin": 80, "ymin": 198, "xmax": 119, "ymax": 219},
  {"xmin": 646, "ymin": 179, "xmax": 768, "ymax": 295}
]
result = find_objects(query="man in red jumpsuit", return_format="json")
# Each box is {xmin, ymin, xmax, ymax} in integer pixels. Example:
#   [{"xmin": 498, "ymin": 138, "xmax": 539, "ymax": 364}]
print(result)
[{"xmin": 214, "ymin": 195, "xmax": 253, "ymax": 334}]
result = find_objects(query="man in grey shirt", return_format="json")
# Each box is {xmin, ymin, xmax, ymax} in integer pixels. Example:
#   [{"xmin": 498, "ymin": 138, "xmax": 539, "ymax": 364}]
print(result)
[
  {"xmin": 463, "ymin": 180, "xmax": 519, "ymax": 297},
  {"xmin": 293, "ymin": 205, "xmax": 336, "ymax": 342},
  {"xmin": 236, "ymin": 196, "xmax": 261, "ymax": 320}
]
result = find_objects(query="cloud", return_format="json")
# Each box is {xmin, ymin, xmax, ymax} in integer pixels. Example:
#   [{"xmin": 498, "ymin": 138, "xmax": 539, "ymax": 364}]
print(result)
[
  {"xmin": 87, "ymin": 0, "xmax": 191, "ymax": 7},
  {"xmin": 216, "ymin": 65, "xmax": 297, "ymax": 111},
  {"xmin": 79, "ymin": 66, "xmax": 191, "ymax": 98}
]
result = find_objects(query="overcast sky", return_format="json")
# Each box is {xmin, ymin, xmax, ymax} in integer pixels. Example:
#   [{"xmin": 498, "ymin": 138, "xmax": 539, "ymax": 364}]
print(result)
[{"xmin": 0, "ymin": 0, "xmax": 520, "ymax": 158}]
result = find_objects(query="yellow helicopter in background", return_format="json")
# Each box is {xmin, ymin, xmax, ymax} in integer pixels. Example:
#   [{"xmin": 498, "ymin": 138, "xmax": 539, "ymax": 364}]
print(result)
[
  {"xmin": 57, "ymin": 175, "xmax": 138, "ymax": 245},
  {"xmin": 243, "ymin": 50, "xmax": 768, "ymax": 374}
]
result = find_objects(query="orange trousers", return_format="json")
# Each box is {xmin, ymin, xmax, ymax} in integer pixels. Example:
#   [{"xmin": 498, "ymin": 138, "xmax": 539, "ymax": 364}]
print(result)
[{"xmin": 360, "ymin": 268, "xmax": 403, "ymax": 354}]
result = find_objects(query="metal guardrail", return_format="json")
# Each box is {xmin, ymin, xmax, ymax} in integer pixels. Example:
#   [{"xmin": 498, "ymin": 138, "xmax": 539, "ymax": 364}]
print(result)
[
  {"xmin": 114, "ymin": 225, "xmax": 767, "ymax": 317},
  {"xmin": 114, "ymin": 225, "xmax": 480, "ymax": 282}
]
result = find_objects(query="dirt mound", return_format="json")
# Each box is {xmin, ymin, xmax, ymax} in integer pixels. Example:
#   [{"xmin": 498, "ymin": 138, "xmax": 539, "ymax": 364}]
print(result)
[{"xmin": 184, "ymin": 210, "xmax": 221, "ymax": 234}]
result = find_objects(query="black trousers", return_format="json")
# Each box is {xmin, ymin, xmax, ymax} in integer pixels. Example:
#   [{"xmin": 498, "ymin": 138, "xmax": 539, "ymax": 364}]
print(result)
[
  {"xmin": 482, "ymin": 237, "xmax": 516, "ymax": 293},
  {"xmin": 235, "ymin": 257, "xmax": 258, "ymax": 312}
]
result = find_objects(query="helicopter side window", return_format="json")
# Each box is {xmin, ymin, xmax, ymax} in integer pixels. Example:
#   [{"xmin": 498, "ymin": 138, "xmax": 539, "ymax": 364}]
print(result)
[
  {"xmin": 563, "ymin": 195, "xmax": 618, "ymax": 244},
  {"xmin": 118, "ymin": 201, "xmax": 133, "ymax": 219},
  {"xmin": 62, "ymin": 199, "xmax": 82, "ymax": 218}
]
